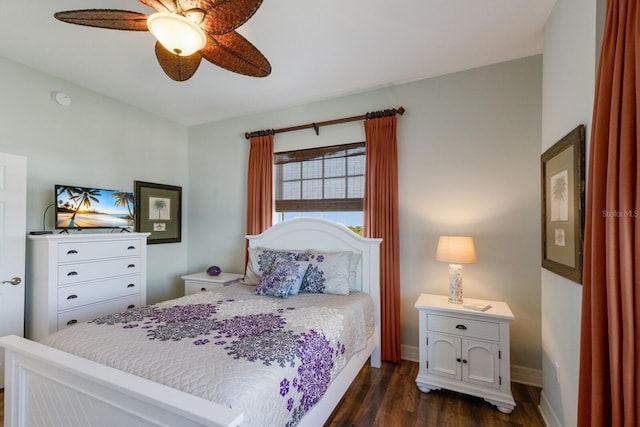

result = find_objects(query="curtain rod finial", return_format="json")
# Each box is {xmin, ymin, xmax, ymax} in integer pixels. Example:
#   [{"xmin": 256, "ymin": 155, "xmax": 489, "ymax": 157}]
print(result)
[{"xmin": 397, "ymin": 106, "xmax": 405, "ymax": 115}]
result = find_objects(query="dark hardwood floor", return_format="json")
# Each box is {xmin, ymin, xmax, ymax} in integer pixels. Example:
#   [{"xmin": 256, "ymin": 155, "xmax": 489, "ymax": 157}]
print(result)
[
  {"xmin": 325, "ymin": 360, "xmax": 545, "ymax": 427},
  {"xmin": 0, "ymin": 361, "xmax": 544, "ymax": 427}
]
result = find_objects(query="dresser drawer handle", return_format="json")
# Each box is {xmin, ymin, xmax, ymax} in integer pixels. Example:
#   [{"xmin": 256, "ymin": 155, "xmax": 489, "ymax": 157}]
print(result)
[
  {"xmin": 201, "ymin": 287, "xmax": 207, "ymax": 292},
  {"xmin": 67, "ymin": 271, "xmax": 78, "ymax": 277},
  {"xmin": 67, "ymin": 319, "xmax": 77, "ymax": 326},
  {"xmin": 66, "ymin": 249, "xmax": 78, "ymax": 255},
  {"xmin": 127, "ymin": 283, "xmax": 135, "ymax": 288},
  {"xmin": 127, "ymin": 264, "xmax": 136, "ymax": 268},
  {"xmin": 127, "ymin": 304, "xmax": 135, "ymax": 309},
  {"xmin": 127, "ymin": 246, "xmax": 136, "ymax": 250},
  {"xmin": 455, "ymin": 324, "xmax": 467, "ymax": 330},
  {"xmin": 66, "ymin": 294, "xmax": 78, "ymax": 300}
]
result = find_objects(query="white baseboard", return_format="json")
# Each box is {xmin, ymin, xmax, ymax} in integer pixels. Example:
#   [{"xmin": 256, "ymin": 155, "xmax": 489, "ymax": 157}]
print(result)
[
  {"xmin": 539, "ymin": 390, "xmax": 562, "ymax": 427},
  {"xmin": 510, "ymin": 364, "xmax": 542, "ymax": 387},
  {"xmin": 401, "ymin": 344, "xmax": 419, "ymax": 362},
  {"xmin": 401, "ymin": 345, "xmax": 542, "ymax": 387}
]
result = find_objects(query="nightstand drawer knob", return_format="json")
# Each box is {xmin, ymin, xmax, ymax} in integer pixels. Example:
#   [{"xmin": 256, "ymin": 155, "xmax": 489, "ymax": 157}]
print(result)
[
  {"xmin": 127, "ymin": 283, "xmax": 135, "ymax": 288},
  {"xmin": 67, "ymin": 271, "xmax": 78, "ymax": 277},
  {"xmin": 67, "ymin": 249, "xmax": 78, "ymax": 255},
  {"xmin": 127, "ymin": 246, "xmax": 136, "ymax": 250},
  {"xmin": 66, "ymin": 294, "xmax": 78, "ymax": 300},
  {"xmin": 127, "ymin": 264, "xmax": 136, "ymax": 268},
  {"xmin": 67, "ymin": 319, "xmax": 77, "ymax": 326},
  {"xmin": 456, "ymin": 324, "xmax": 467, "ymax": 330}
]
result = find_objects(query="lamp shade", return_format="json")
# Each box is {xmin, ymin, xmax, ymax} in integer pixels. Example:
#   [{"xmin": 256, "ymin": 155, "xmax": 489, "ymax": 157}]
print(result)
[
  {"xmin": 147, "ymin": 12, "xmax": 207, "ymax": 56},
  {"xmin": 436, "ymin": 236, "xmax": 477, "ymax": 264}
]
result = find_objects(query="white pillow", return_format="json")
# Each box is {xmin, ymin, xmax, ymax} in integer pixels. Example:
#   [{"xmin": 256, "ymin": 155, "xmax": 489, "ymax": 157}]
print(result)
[
  {"xmin": 348, "ymin": 252, "xmax": 362, "ymax": 290},
  {"xmin": 297, "ymin": 250, "xmax": 353, "ymax": 295}
]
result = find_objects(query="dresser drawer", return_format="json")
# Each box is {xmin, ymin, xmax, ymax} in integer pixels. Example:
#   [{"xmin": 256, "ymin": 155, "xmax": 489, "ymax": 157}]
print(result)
[
  {"xmin": 427, "ymin": 314, "xmax": 499, "ymax": 341},
  {"xmin": 57, "ymin": 294, "xmax": 142, "ymax": 330},
  {"xmin": 58, "ymin": 276, "xmax": 141, "ymax": 310},
  {"xmin": 58, "ymin": 239, "xmax": 142, "ymax": 263},
  {"xmin": 58, "ymin": 258, "xmax": 141, "ymax": 285}
]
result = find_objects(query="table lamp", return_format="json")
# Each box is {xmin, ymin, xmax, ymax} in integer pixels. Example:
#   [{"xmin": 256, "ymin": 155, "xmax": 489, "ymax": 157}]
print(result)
[{"xmin": 436, "ymin": 236, "xmax": 477, "ymax": 304}]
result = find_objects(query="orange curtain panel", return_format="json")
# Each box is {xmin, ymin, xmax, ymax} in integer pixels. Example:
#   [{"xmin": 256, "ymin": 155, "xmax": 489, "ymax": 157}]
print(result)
[
  {"xmin": 245, "ymin": 134, "xmax": 274, "ymax": 267},
  {"xmin": 363, "ymin": 115, "xmax": 402, "ymax": 363},
  {"xmin": 577, "ymin": 1, "xmax": 640, "ymax": 425}
]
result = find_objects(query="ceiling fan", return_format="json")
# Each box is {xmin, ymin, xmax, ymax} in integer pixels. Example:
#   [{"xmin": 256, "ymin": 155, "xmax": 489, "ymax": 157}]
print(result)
[{"xmin": 54, "ymin": 0, "xmax": 271, "ymax": 82}]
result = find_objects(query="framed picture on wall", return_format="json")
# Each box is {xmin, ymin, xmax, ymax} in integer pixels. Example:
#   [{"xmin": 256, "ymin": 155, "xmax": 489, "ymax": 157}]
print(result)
[
  {"xmin": 134, "ymin": 181, "xmax": 182, "ymax": 244},
  {"xmin": 540, "ymin": 124, "xmax": 586, "ymax": 283}
]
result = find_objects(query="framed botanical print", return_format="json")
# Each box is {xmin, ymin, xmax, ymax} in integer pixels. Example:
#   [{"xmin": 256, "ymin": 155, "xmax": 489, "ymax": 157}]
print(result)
[
  {"xmin": 134, "ymin": 180, "xmax": 182, "ymax": 244},
  {"xmin": 540, "ymin": 125, "xmax": 586, "ymax": 283}
]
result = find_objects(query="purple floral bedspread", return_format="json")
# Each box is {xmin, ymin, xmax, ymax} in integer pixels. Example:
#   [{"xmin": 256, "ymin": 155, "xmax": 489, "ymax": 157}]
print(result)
[{"xmin": 43, "ymin": 283, "xmax": 374, "ymax": 426}]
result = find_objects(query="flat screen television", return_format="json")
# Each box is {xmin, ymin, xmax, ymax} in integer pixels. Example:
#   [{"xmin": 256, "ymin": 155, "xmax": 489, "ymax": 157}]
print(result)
[{"xmin": 55, "ymin": 185, "xmax": 134, "ymax": 230}]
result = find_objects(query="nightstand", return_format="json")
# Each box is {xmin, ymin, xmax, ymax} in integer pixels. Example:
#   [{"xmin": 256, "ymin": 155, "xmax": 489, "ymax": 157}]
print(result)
[
  {"xmin": 181, "ymin": 272, "xmax": 243, "ymax": 295},
  {"xmin": 414, "ymin": 293, "xmax": 516, "ymax": 413}
]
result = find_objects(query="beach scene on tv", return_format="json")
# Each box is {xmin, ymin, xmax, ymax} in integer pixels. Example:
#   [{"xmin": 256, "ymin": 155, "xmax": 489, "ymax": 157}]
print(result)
[{"xmin": 56, "ymin": 186, "xmax": 134, "ymax": 229}]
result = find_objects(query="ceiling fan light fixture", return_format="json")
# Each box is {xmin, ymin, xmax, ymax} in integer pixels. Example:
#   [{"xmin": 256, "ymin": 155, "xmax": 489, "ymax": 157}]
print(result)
[{"xmin": 147, "ymin": 12, "xmax": 206, "ymax": 56}]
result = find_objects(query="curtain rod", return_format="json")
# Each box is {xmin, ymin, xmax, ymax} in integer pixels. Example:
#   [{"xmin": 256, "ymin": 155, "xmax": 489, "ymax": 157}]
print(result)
[{"xmin": 244, "ymin": 106, "xmax": 405, "ymax": 139}]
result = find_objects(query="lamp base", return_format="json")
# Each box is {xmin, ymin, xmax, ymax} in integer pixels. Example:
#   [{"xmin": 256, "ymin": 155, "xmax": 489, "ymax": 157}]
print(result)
[{"xmin": 448, "ymin": 264, "xmax": 463, "ymax": 304}]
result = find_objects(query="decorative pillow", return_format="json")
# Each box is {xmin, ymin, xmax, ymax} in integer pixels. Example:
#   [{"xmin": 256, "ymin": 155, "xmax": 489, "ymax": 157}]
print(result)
[
  {"xmin": 244, "ymin": 247, "xmax": 297, "ymax": 285},
  {"xmin": 255, "ymin": 259, "xmax": 310, "ymax": 298},
  {"xmin": 296, "ymin": 250, "xmax": 352, "ymax": 295}
]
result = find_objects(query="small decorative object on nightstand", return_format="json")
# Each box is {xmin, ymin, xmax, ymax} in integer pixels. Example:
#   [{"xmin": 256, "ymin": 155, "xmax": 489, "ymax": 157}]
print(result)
[
  {"xmin": 436, "ymin": 236, "xmax": 477, "ymax": 304},
  {"xmin": 182, "ymin": 272, "xmax": 243, "ymax": 295},
  {"xmin": 414, "ymin": 293, "xmax": 516, "ymax": 414}
]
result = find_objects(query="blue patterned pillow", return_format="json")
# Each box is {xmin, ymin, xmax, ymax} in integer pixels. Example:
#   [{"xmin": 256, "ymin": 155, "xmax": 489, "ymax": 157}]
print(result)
[
  {"xmin": 296, "ymin": 250, "xmax": 352, "ymax": 295},
  {"xmin": 244, "ymin": 247, "xmax": 298, "ymax": 285},
  {"xmin": 255, "ymin": 259, "xmax": 310, "ymax": 298}
]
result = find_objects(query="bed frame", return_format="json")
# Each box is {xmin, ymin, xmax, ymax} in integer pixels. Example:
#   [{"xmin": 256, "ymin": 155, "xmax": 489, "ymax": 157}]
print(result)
[{"xmin": 1, "ymin": 218, "xmax": 381, "ymax": 427}]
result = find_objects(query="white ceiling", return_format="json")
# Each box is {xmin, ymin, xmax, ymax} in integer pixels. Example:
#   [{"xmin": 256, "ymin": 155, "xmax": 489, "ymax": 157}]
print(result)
[{"xmin": 0, "ymin": 1, "xmax": 555, "ymax": 126}]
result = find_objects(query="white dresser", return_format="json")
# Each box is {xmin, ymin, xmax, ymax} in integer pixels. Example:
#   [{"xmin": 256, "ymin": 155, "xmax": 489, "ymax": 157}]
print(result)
[
  {"xmin": 26, "ymin": 232, "xmax": 149, "ymax": 342},
  {"xmin": 414, "ymin": 293, "xmax": 516, "ymax": 413}
]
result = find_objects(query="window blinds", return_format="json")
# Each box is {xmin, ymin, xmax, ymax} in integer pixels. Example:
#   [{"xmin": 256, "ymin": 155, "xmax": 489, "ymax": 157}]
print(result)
[{"xmin": 274, "ymin": 142, "xmax": 365, "ymax": 212}]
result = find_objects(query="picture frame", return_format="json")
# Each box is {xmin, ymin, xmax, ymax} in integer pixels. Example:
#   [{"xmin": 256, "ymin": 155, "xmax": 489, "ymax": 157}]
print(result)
[
  {"xmin": 134, "ymin": 181, "xmax": 182, "ymax": 244},
  {"xmin": 540, "ymin": 125, "xmax": 586, "ymax": 283}
]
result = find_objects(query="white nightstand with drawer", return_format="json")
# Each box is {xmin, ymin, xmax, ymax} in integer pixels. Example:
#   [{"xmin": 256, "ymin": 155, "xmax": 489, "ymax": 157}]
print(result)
[
  {"xmin": 414, "ymin": 293, "xmax": 515, "ymax": 413},
  {"xmin": 182, "ymin": 272, "xmax": 243, "ymax": 295}
]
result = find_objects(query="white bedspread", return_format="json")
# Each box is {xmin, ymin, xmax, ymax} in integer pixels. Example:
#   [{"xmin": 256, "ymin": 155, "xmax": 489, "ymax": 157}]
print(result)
[{"xmin": 43, "ymin": 283, "xmax": 374, "ymax": 427}]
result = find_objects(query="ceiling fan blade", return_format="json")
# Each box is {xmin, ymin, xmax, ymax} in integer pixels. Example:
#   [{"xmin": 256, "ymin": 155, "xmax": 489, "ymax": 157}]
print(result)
[
  {"xmin": 54, "ymin": 10, "xmax": 149, "ymax": 31},
  {"xmin": 179, "ymin": 0, "xmax": 263, "ymax": 35},
  {"xmin": 155, "ymin": 42, "xmax": 202, "ymax": 81},
  {"xmin": 138, "ymin": 0, "xmax": 175, "ymax": 13},
  {"xmin": 201, "ymin": 32, "xmax": 270, "ymax": 77}
]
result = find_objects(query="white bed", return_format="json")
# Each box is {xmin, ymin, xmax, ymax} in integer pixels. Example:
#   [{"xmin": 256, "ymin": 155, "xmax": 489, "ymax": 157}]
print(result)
[{"xmin": 1, "ymin": 218, "xmax": 381, "ymax": 427}]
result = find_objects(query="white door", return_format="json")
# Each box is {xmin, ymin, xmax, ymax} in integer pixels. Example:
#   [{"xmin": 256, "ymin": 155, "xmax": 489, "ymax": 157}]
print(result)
[{"xmin": 0, "ymin": 152, "xmax": 27, "ymax": 388}]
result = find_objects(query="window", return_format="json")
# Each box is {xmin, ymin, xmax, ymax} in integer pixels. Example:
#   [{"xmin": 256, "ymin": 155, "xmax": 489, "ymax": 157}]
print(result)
[{"xmin": 275, "ymin": 142, "xmax": 364, "ymax": 233}]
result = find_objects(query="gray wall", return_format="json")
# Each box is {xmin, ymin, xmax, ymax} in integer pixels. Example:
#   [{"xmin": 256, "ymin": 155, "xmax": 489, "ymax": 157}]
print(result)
[
  {"xmin": 541, "ymin": 0, "xmax": 603, "ymax": 425},
  {"xmin": 188, "ymin": 55, "xmax": 543, "ymax": 372},
  {"xmin": 0, "ymin": 57, "xmax": 190, "ymax": 304}
]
